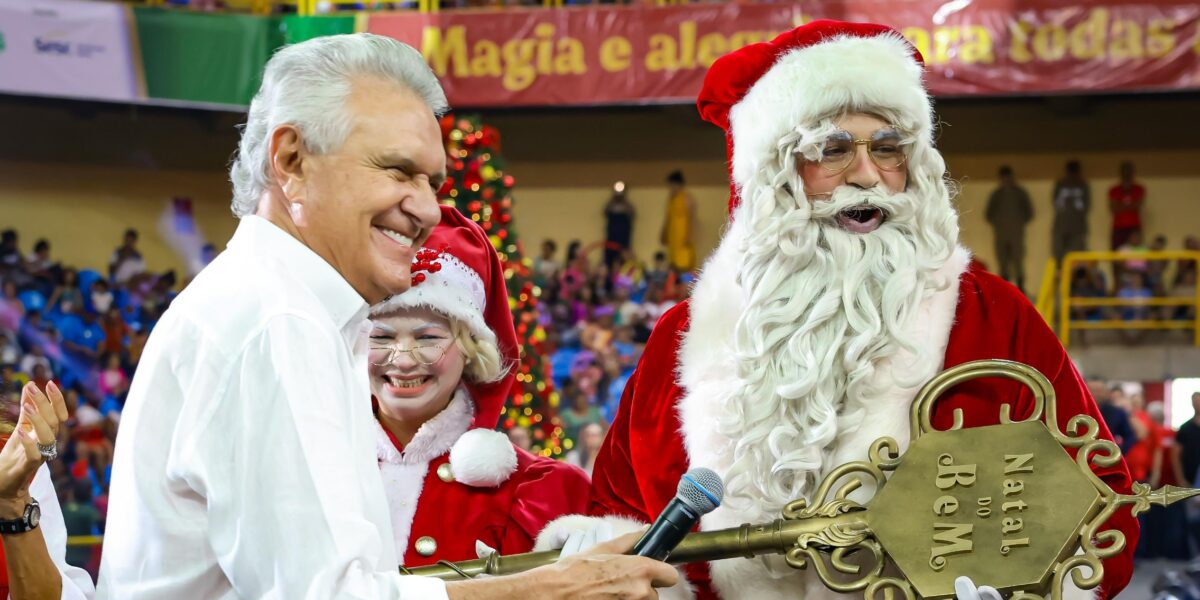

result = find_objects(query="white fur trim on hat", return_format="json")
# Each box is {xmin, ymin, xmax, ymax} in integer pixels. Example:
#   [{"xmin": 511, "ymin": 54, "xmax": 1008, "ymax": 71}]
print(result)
[
  {"xmin": 728, "ymin": 33, "xmax": 932, "ymax": 190},
  {"xmin": 371, "ymin": 253, "xmax": 495, "ymax": 346},
  {"xmin": 449, "ymin": 427, "xmax": 518, "ymax": 487}
]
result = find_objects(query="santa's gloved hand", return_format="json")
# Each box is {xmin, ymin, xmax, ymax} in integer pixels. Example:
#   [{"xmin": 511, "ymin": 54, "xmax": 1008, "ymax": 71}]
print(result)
[
  {"xmin": 475, "ymin": 540, "xmax": 497, "ymax": 559},
  {"xmin": 558, "ymin": 521, "xmax": 617, "ymax": 558},
  {"xmin": 955, "ymin": 576, "xmax": 1002, "ymax": 600}
]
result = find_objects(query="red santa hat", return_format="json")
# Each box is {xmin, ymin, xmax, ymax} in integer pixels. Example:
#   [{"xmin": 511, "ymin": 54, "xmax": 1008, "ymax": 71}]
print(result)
[
  {"xmin": 696, "ymin": 20, "xmax": 930, "ymax": 215},
  {"xmin": 370, "ymin": 205, "xmax": 518, "ymax": 430}
]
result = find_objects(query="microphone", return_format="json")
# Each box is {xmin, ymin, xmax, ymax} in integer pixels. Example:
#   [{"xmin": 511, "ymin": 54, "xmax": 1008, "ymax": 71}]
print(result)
[{"xmin": 632, "ymin": 467, "xmax": 724, "ymax": 561}]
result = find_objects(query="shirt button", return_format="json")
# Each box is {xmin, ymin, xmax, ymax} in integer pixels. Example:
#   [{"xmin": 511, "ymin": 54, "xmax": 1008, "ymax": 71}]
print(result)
[
  {"xmin": 415, "ymin": 536, "xmax": 437, "ymax": 557},
  {"xmin": 437, "ymin": 463, "xmax": 454, "ymax": 483}
]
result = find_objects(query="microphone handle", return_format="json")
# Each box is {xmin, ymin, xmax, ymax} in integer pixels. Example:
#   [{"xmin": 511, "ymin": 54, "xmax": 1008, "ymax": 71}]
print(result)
[{"xmin": 632, "ymin": 498, "xmax": 700, "ymax": 561}]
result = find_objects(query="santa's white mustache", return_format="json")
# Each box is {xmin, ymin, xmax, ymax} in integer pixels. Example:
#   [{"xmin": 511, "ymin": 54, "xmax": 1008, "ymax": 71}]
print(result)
[{"xmin": 805, "ymin": 185, "xmax": 917, "ymax": 223}]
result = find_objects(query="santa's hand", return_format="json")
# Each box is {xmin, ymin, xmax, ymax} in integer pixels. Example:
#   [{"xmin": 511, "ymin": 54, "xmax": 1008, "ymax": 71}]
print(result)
[
  {"xmin": 955, "ymin": 576, "xmax": 1002, "ymax": 600},
  {"xmin": 475, "ymin": 540, "xmax": 497, "ymax": 559},
  {"xmin": 559, "ymin": 521, "xmax": 616, "ymax": 558}
]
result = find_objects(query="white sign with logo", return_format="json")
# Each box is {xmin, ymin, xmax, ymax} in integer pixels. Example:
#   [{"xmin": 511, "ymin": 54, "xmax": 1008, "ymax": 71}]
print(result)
[{"xmin": 0, "ymin": 0, "xmax": 142, "ymax": 102}]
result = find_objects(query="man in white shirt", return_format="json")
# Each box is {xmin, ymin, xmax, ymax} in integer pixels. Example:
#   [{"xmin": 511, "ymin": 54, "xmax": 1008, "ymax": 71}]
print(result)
[{"xmin": 97, "ymin": 34, "xmax": 674, "ymax": 600}]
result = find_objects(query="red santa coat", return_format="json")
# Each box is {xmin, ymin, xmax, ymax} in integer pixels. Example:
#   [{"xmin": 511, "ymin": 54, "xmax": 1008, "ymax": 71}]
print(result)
[
  {"xmin": 377, "ymin": 389, "xmax": 590, "ymax": 567},
  {"xmin": 586, "ymin": 248, "xmax": 1137, "ymax": 600}
]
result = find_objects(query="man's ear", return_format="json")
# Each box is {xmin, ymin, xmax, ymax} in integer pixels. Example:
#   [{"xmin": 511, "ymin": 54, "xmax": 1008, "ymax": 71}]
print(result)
[{"xmin": 269, "ymin": 124, "xmax": 308, "ymax": 203}]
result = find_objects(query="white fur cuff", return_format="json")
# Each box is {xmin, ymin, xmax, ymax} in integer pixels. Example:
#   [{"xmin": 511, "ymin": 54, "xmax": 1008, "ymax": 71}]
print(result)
[{"xmin": 449, "ymin": 428, "xmax": 517, "ymax": 487}]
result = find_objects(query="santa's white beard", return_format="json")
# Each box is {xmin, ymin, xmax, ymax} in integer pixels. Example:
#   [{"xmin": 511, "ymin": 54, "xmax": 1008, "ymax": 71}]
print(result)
[{"xmin": 719, "ymin": 181, "xmax": 960, "ymax": 518}]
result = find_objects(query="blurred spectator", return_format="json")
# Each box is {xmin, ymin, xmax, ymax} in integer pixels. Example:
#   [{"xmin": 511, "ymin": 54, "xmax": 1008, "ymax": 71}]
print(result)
[
  {"xmin": 100, "ymin": 307, "xmax": 129, "ymax": 356},
  {"xmin": 559, "ymin": 383, "xmax": 604, "ymax": 445},
  {"xmin": 20, "ymin": 343, "xmax": 52, "ymax": 377},
  {"xmin": 1, "ymin": 280, "xmax": 24, "ymax": 331},
  {"xmin": 645, "ymin": 251, "xmax": 669, "ymax": 290},
  {"xmin": 564, "ymin": 422, "xmax": 606, "ymax": 477},
  {"xmin": 1051, "ymin": 160, "xmax": 1091, "ymax": 262},
  {"xmin": 507, "ymin": 426, "xmax": 532, "ymax": 452},
  {"xmin": 986, "ymin": 165, "xmax": 1033, "ymax": 291},
  {"xmin": 90, "ymin": 279, "xmax": 114, "ymax": 315},
  {"xmin": 1116, "ymin": 271, "xmax": 1153, "ymax": 321},
  {"xmin": 48, "ymin": 268, "xmax": 84, "ymax": 315},
  {"xmin": 0, "ymin": 330, "xmax": 21, "ymax": 367},
  {"xmin": 1090, "ymin": 378, "xmax": 1136, "ymax": 453},
  {"xmin": 661, "ymin": 170, "xmax": 696, "ymax": 272},
  {"xmin": 1175, "ymin": 392, "xmax": 1200, "ymax": 486},
  {"xmin": 1170, "ymin": 269, "xmax": 1197, "ymax": 321},
  {"xmin": 533, "ymin": 239, "xmax": 560, "ymax": 293},
  {"xmin": 1174, "ymin": 235, "xmax": 1199, "ymax": 290},
  {"xmin": 1137, "ymin": 401, "xmax": 1189, "ymax": 559},
  {"xmin": 70, "ymin": 388, "xmax": 113, "ymax": 485},
  {"xmin": 0, "ymin": 229, "xmax": 21, "ymax": 274},
  {"xmin": 109, "ymin": 228, "xmax": 146, "ymax": 286},
  {"xmin": 1124, "ymin": 391, "xmax": 1153, "ymax": 482},
  {"xmin": 1146, "ymin": 235, "xmax": 1170, "ymax": 295},
  {"xmin": 97, "ymin": 353, "xmax": 129, "ymax": 402},
  {"xmin": 61, "ymin": 310, "xmax": 105, "ymax": 367},
  {"xmin": 1108, "ymin": 161, "xmax": 1145, "ymax": 251},
  {"xmin": 26, "ymin": 238, "xmax": 58, "ymax": 295},
  {"xmin": 29, "ymin": 363, "xmax": 52, "ymax": 391},
  {"xmin": 60, "ymin": 478, "xmax": 101, "ymax": 574},
  {"xmin": 603, "ymin": 182, "xmax": 636, "ymax": 274}
]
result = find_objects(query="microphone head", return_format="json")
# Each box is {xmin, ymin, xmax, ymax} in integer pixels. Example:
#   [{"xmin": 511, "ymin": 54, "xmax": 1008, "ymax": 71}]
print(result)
[{"xmin": 677, "ymin": 467, "xmax": 724, "ymax": 514}]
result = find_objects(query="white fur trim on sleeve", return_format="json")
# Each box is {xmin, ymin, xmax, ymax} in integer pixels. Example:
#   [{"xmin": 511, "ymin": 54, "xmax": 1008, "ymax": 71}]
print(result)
[
  {"xmin": 533, "ymin": 515, "xmax": 696, "ymax": 600},
  {"xmin": 448, "ymin": 428, "xmax": 517, "ymax": 488}
]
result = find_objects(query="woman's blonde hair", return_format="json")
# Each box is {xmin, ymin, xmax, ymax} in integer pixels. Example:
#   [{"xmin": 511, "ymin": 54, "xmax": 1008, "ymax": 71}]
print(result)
[{"xmin": 448, "ymin": 317, "xmax": 508, "ymax": 384}]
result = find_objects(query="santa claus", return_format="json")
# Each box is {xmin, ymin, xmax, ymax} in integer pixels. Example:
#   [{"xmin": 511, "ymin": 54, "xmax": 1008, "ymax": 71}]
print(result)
[{"xmin": 537, "ymin": 20, "xmax": 1137, "ymax": 600}]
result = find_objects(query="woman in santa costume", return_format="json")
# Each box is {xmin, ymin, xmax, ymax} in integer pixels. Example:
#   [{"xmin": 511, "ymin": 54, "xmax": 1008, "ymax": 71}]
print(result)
[
  {"xmin": 537, "ymin": 19, "xmax": 1136, "ymax": 600},
  {"xmin": 368, "ymin": 205, "xmax": 589, "ymax": 567}
]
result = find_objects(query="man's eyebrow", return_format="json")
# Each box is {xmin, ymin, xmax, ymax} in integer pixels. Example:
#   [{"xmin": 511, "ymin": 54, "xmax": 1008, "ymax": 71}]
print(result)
[{"xmin": 378, "ymin": 154, "xmax": 446, "ymax": 189}]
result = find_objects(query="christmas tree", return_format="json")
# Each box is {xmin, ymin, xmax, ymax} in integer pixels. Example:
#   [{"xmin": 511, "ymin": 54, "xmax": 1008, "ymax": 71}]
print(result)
[{"xmin": 437, "ymin": 114, "xmax": 569, "ymax": 458}]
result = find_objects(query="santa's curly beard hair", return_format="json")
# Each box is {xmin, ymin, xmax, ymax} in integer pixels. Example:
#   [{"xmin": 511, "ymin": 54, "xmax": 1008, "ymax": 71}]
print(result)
[{"xmin": 718, "ymin": 119, "xmax": 962, "ymax": 518}]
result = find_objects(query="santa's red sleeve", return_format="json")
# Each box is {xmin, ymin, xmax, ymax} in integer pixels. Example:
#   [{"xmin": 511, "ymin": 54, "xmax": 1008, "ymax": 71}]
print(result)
[
  {"xmin": 938, "ymin": 268, "xmax": 1137, "ymax": 600},
  {"xmin": 497, "ymin": 450, "xmax": 592, "ymax": 552}
]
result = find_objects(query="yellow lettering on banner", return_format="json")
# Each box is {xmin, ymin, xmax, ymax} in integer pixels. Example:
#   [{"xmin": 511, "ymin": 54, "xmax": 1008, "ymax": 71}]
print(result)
[
  {"xmin": 423, "ymin": 26, "xmax": 469, "ymax": 77},
  {"xmin": 1070, "ymin": 8, "xmax": 1108, "ymax": 60},
  {"xmin": 1110, "ymin": 20, "xmax": 1144, "ymax": 60},
  {"xmin": 534, "ymin": 23, "xmax": 555, "ymax": 75},
  {"xmin": 903, "ymin": 27, "xmax": 931, "ymax": 61},
  {"xmin": 697, "ymin": 33, "xmax": 728, "ymax": 68},
  {"xmin": 501, "ymin": 38, "xmax": 536, "ymax": 91},
  {"xmin": 599, "ymin": 36, "xmax": 632, "ymax": 72},
  {"xmin": 1147, "ymin": 18, "xmax": 1176, "ymax": 58},
  {"xmin": 470, "ymin": 40, "xmax": 501, "ymax": 77},
  {"xmin": 678, "ymin": 21, "xmax": 697, "ymax": 69},
  {"xmin": 1010, "ymin": 20, "xmax": 1035, "ymax": 63},
  {"xmin": 933, "ymin": 27, "xmax": 960, "ymax": 65},
  {"xmin": 555, "ymin": 38, "xmax": 586, "ymax": 75},
  {"xmin": 961, "ymin": 26, "xmax": 995, "ymax": 64},
  {"xmin": 1033, "ymin": 22, "xmax": 1068, "ymax": 61},
  {"xmin": 646, "ymin": 34, "xmax": 680, "ymax": 71}
]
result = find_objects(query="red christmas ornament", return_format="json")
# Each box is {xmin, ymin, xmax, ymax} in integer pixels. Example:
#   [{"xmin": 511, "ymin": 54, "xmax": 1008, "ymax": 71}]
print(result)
[
  {"xmin": 497, "ymin": 229, "xmax": 508, "ymax": 240},
  {"xmin": 468, "ymin": 201, "xmax": 482, "ymax": 213},
  {"xmin": 502, "ymin": 175, "xmax": 515, "ymax": 187},
  {"xmin": 499, "ymin": 213, "xmax": 512, "ymax": 224}
]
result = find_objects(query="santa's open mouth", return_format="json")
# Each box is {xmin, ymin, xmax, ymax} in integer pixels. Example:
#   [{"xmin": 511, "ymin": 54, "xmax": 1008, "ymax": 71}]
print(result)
[{"xmin": 836, "ymin": 205, "xmax": 886, "ymax": 234}]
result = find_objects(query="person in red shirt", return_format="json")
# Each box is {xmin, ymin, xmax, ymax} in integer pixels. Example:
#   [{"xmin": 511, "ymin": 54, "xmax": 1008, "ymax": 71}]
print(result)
[{"xmin": 1108, "ymin": 161, "xmax": 1145, "ymax": 251}]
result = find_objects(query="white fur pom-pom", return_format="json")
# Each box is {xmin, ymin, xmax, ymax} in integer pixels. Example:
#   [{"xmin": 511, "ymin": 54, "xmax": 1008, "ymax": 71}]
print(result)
[{"xmin": 449, "ymin": 428, "xmax": 517, "ymax": 488}]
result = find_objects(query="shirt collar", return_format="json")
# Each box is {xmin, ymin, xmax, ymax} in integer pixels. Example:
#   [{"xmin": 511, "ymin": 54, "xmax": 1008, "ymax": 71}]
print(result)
[{"xmin": 229, "ymin": 216, "xmax": 369, "ymax": 337}]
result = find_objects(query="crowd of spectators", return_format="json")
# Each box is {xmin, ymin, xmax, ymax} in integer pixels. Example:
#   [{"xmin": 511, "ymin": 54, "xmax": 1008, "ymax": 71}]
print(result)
[{"xmin": 0, "ymin": 227, "xmax": 185, "ymax": 577}]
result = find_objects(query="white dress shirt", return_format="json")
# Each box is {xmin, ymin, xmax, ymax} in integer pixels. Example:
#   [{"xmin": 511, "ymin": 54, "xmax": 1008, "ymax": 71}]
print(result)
[
  {"xmin": 20, "ymin": 464, "xmax": 96, "ymax": 599},
  {"xmin": 96, "ymin": 216, "xmax": 448, "ymax": 600}
]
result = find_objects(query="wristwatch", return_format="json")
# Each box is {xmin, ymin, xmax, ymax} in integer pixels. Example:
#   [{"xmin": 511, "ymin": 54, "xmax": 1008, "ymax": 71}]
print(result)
[{"xmin": 0, "ymin": 499, "xmax": 40, "ymax": 534}]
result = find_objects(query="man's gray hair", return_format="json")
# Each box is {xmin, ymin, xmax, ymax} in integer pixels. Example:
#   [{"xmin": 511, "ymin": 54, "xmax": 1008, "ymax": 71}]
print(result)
[{"xmin": 229, "ymin": 33, "xmax": 449, "ymax": 217}]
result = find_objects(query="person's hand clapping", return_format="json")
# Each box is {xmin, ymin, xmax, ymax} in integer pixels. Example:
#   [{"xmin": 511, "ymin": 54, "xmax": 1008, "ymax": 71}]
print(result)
[{"xmin": 0, "ymin": 381, "xmax": 68, "ymax": 501}]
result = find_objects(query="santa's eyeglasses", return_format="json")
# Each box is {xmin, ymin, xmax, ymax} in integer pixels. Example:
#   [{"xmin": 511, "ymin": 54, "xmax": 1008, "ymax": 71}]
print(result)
[{"xmin": 808, "ymin": 127, "xmax": 908, "ymax": 175}]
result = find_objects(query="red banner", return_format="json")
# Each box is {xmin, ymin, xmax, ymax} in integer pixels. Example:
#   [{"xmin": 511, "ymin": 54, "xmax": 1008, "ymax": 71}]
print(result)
[{"xmin": 367, "ymin": 1, "xmax": 1200, "ymax": 108}]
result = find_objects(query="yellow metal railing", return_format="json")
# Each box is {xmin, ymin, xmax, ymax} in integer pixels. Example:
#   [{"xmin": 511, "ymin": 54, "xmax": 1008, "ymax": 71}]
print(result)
[
  {"xmin": 67, "ymin": 535, "xmax": 103, "ymax": 547},
  {"xmin": 1034, "ymin": 258, "xmax": 1057, "ymax": 328},
  {"xmin": 1057, "ymin": 250, "xmax": 1200, "ymax": 347}
]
